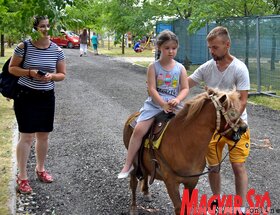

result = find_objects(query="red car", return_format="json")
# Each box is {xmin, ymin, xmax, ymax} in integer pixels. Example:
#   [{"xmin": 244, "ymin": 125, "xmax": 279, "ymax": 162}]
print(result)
[{"xmin": 51, "ymin": 31, "xmax": 80, "ymax": 48}]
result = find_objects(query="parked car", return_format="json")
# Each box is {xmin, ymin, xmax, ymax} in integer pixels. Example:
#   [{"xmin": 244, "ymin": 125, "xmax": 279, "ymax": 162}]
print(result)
[{"xmin": 51, "ymin": 31, "xmax": 80, "ymax": 48}]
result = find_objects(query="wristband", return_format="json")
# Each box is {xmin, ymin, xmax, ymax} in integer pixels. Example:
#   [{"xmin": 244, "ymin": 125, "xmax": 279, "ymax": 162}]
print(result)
[{"xmin": 28, "ymin": 68, "xmax": 31, "ymax": 77}]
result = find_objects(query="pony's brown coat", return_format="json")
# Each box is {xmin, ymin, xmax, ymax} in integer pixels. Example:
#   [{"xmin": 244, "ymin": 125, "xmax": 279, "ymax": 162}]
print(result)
[{"xmin": 123, "ymin": 88, "xmax": 242, "ymax": 215}]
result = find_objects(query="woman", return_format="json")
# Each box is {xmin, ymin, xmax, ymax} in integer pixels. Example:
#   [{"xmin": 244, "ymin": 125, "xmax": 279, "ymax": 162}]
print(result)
[
  {"xmin": 9, "ymin": 15, "xmax": 66, "ymax": 194},
  {"xmin": 79, "ymin": 29, "xmax": 88, "ymax": 57}
]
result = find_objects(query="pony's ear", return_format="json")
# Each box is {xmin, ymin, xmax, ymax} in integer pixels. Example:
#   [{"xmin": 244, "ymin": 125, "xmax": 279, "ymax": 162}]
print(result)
[
  {"xmin": 219, "ymin": 94, "xmax": 227, "ymax": 104},
  {"xmin": 207, "ymin": 87, "xmax": 215, "ymax": 96}
]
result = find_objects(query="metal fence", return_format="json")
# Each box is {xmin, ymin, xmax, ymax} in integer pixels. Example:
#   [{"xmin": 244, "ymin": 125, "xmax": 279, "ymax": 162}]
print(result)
[{"xmin": 159, "ymin": 15, "xmax": 280, "ymax": 96}]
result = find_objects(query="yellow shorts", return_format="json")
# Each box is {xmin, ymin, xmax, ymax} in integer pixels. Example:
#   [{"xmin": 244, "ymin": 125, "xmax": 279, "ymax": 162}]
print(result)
[{"xmin": 206, "ymin": 129, "xmax": 250, "ymax": 166}]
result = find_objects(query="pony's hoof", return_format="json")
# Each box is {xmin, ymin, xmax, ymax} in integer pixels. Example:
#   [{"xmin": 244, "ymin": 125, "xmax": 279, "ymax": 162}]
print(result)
[
  {"xmin": 143, "ymin": 193, "xmax": 152, "ymax": 202},
  {"xmin": 130, "ymin": 205, "xmax": 138, "ymax": 215}
]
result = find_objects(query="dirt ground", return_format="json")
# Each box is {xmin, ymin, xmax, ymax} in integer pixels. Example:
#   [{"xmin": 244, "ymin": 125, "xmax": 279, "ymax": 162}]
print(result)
[{"xmin": 13, "ymin": 48, "xmax": 280, "ymax": 215}]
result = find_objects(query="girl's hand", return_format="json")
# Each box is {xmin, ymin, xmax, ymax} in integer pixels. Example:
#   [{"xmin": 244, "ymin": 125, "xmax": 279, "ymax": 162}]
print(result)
[
  {"xmin": 168, "ymin": 98, "xmax": 180, "ymax": 107},
  {"xmin": 162, "ymin": 102, "xmax": 173, "ymax": 113}
]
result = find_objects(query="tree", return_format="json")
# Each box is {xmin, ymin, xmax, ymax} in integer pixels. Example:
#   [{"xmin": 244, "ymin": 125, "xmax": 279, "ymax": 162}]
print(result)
[
  {"xmin": 265, "ymin": 0, "xmax": 280, "ymax": 70},
  {"xmin": 65, "ymin": 0, "xmax": 103, "ymax": 39},
  {"xmin": 99, "ymin": 0, "xmax": 153, "ymax": 54},
  {"xmin": 184, "ymin": 0, "xmax": 272, "ymax": 67},
  {"xmin": 0, "ymin": 0, "xmax": 73, "ymax": 57}
]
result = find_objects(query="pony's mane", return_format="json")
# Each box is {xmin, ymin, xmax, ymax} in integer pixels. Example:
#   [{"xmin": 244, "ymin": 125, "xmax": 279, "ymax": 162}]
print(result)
[{"xmin": 176, "ymin": 88, "xmax": 240, "ymax": 124}]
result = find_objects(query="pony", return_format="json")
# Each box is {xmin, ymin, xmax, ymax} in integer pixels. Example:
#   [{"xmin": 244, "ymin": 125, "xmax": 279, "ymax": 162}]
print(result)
[{"xmin": 122, "ymin": 88, "xmax": 248, "ymax": 215}]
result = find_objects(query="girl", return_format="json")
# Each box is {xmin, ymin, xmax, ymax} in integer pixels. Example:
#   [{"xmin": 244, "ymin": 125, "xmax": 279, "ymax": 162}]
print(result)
[{"xmin": 118, "ymin": 30, "xmax": 189, "ymax": 178}]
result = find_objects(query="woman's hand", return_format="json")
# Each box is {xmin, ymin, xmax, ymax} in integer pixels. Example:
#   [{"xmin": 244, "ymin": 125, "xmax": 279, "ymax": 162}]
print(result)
[
  {"xmin": 36, "ymin": 72, "xmax": 53, "ymax": 82},
  {"xmin": 31, "ymin": 70, "xmax": 53, "ymax": 82}
]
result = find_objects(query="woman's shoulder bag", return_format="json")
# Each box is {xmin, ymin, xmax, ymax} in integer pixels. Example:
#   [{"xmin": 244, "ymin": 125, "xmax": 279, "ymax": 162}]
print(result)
[{"xmin": 0, "ymin": 41, "xmax": 27, "ymax": 99}]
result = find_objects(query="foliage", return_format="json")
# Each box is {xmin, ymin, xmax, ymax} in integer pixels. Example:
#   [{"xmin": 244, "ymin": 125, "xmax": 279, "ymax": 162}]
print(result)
[
  {"xmin": 0, "ymin": 0, "xmax": 74, "ymax": 56},
  {"xmin": 267, "ymin": 0, "xmax": 280, "ymax": 14},
  {"xmin": 187, "ymin": 0, "xmax": 273, "ymax": 33},
  {"xmin": 0, "ymin": 0, "xmax": 279, "ymax": 57},
  {"xmin": 65, "ymin": 0, "xmax": 103, "ymax": 33}
]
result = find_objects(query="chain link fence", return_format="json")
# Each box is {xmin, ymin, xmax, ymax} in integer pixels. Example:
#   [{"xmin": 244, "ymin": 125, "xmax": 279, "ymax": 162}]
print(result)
[{"xmin": 159, "ymin": 15, "xmax": 280, "ymax": 96}]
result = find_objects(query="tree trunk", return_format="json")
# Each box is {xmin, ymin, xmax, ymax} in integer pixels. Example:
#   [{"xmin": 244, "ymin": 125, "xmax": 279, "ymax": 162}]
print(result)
[
  {"xmin": 245, "ymin": 20, "xmax": 249, "ymax": 68},
  {"xmin": 1, "ymin": 34, "xmax": 4, "ymax": 57},
  {"xmin": 243, "ymin": 3, "xmax": 249, "ymax": 68},
  {"xmin": 122, "ymin": 34, "xmax": 125, "ymax": 54},
  {"xmin": 108, "ymin": 35, "xmax": 110, "ymax": 50},
  {"xmin": 270, "ymin": 33, "xmax": 276, "ymax": 71},
  {"xmin": 88, "ymin": 29, "xmax": 91, "ymax": 46}
]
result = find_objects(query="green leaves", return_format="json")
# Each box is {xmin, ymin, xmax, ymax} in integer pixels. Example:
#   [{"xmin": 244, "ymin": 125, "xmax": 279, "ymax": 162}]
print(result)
[{"xmin": 0, "ymin": 0, "xmax": 278, "ymax": 47}]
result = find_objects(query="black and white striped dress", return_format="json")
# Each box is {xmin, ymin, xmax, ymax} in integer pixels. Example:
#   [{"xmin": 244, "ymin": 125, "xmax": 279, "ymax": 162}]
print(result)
[{"xmin": 13, "ymin": 39, "xmax": 65, "ymax": 133}]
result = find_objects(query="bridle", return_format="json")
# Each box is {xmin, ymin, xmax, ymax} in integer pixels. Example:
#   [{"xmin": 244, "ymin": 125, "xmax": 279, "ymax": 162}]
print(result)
[
  {"xmin": 209, "ymin": 93, "xmax": 244, "ymax": 141},
  {"xmin": 206, "ymin": 93, "xmax": 248, "ymax": 175}
]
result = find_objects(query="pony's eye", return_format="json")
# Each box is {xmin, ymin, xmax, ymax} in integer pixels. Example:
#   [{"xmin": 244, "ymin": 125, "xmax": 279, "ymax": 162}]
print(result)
[{"xmin": 228, "ymin": 109, "xmax": 238, "ymax": 119}]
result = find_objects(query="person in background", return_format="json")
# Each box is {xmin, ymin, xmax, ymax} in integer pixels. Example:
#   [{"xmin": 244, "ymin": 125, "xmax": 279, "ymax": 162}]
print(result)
[
  {"xmin": 133, "ymin": 40, "xmax": 144, "ymax": 53},
  {"xmin": 118, "ymin": 30, "xmax": 189, "ymax": 179},
  {"xmin": 91, "ymin": 32, "xmax": 99, "ymax": 55},
  {"xmin": 188, "ymin": 26, "xmax": 250, "ymax": 215},
  {"xmin": 79, "ymin": 29, "xmax": 88, "ymax": 57},
  {"xmin": 9, "ymin": 15, "xmax": 66, "ymax": 194}
]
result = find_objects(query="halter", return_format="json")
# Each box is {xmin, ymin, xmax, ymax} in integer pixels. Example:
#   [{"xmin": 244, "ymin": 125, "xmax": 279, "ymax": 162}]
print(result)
[{"xmin": 209, "ymin": 93, "xmax": 241, "ymax": 136}]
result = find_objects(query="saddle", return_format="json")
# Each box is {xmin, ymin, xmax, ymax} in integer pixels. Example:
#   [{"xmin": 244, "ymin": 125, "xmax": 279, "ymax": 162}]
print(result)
[
  {"xmin": 147, "ymin": 111, "xmax": 175, "ymax": 145},
  {"xmin": 131, "ymin": 111, "xmax": 175, "ymax": 182}
]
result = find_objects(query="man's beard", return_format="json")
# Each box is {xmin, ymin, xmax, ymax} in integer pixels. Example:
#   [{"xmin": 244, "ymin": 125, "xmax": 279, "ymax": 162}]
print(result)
[{"xmin": 212, "ymin": 54, "xmax": 226, "ymax": 61}]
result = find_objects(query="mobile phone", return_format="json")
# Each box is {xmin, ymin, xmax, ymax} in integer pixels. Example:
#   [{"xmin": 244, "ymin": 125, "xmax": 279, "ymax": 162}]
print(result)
[{"xmin": 37, "ymin": 70, "xmax": 47, "ymax": 76}]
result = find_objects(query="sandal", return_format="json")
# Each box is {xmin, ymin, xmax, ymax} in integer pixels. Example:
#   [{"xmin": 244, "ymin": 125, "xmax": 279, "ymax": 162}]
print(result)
[
  {"xmin": 35, "ymin": 169, "xmax": 53, "ymax": 183},
  {"xmin": 16, "ymin": 177, "xmax": 32, "ymax": 194}
]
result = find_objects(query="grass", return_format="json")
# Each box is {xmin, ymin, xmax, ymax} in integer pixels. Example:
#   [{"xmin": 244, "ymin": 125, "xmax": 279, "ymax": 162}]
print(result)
[
  {"xmin": 248, "ymin": 94, "xmax": 280, "ymax": 110},
  {"xmin": 0, "ymin": 47, "xmax": 16, "ymax": 215},
  {"xmin": 0, "ymin": 96, "xmax": 15, "ymax": 215},
  {"xmin": 98, "ymin": 42, "xmax": 155, "ymax": 57}
]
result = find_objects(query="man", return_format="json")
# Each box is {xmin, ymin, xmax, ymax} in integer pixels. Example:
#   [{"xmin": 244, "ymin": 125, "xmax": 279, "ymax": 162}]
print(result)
[{"xmin": 188, "ymin": 26, "xmax": 250, "ymax": 215}]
